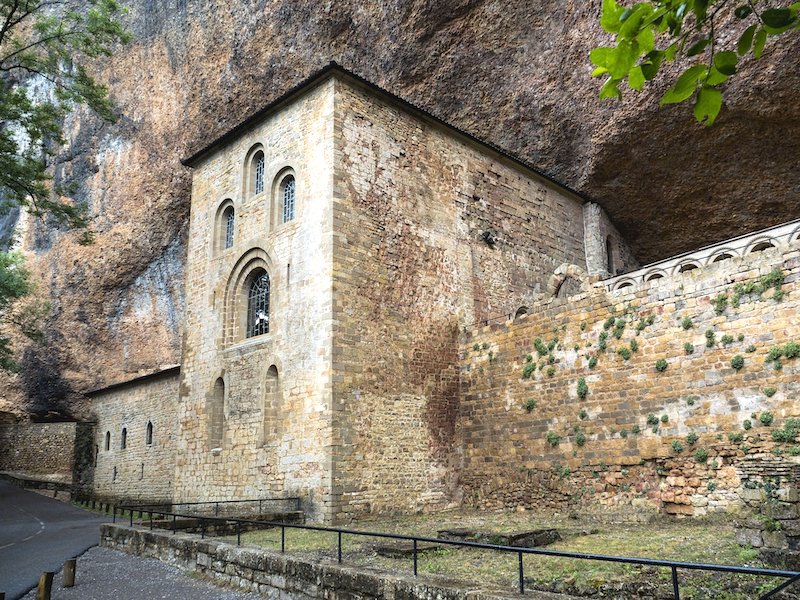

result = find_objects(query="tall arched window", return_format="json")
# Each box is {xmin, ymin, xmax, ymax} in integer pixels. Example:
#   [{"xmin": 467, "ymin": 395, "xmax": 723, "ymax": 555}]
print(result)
[
  {"xmin": 252, "ymin": 151, "xmax": 265, "ymax": 196},
  {"xmin": 223, "ymin": 206, "xmax": 235, "ymax": 249},
  {"xmin": 120, "ymin": 427, "xmax": 127, "ymax": 450},
  {"xmin": 105, "ymin": 431, "xmax": 110, "ymax": 451},
  {"xmin": 281, "ymin": 175, "xmax": 295, "ymax": 223},
  {"xmin": 146, "ymin": 421, "xmax": 153, "ymax": 446},
  {"xmin": 209, "ymin": 377, "xmax": 225, "ymax": 449},
  {"xmin": 247, "ymin": 270, "xmax": 270, "ymax": 337},
  {"xmin": 605, "ymin": 236, "xmax": 615, "ymax": 275}
]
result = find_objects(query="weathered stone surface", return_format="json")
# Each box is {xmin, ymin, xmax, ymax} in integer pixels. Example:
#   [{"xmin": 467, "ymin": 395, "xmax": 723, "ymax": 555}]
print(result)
[{"xmin": 735, "ymin": 528, "xmax": 763, "ymax": 548}]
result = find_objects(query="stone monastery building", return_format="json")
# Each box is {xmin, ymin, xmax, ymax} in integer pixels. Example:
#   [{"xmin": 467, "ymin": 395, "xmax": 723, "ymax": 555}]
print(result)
[{"xmin": 76, "ymin": 63, "xmax": 800, "ymax": 525}]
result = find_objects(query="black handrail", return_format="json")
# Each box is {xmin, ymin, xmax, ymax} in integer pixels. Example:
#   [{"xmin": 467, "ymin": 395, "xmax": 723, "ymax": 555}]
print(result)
[{"xmin": 114, "ymin": 505, "xmax": 800, "ymax": 600}]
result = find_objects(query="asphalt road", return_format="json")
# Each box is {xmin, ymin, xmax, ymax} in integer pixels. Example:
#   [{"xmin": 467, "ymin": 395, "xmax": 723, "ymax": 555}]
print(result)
[{"xmin": 0, "ymin": 481, "xmax": 108, "ymax": 599}]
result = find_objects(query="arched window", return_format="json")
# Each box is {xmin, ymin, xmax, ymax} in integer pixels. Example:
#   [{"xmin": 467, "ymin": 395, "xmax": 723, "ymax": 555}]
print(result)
[
  {"xmin": 605, "ymin": 236, "xmax": 614, "ymax": 275},
  {"xmin": 252, "ymin": 151, "xmax": 265, "ymax": 196},
  {"xmin": 146, "ymin": 421, "xmax": 153, "ymax": 446},
  {"xmin": 105, "ymin": 431, "xmax": 110, "ymax": 451},
  {"xmin": 281, "ymin": 175, "xmax": 295, "ymax": 223},
  {"xmin": 209, "ymin": 377, "xmax": 225, "ymax": 450},
  {"xmin": 223, "ymin": 205, "xmax": 235, "ymax": 249},
  {"xmin": 247, "ymin": 269, "xmax": 270, "ymax": 337},
  {"xmin": 120, "ymin": 427, "xmax": 127, "ymax": 450}
]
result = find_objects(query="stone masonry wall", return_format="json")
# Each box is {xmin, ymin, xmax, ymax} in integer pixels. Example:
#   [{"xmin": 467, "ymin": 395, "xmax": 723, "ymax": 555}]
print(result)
[
  {"xmin": 457, "ymin": 241, "xmax": 800, "ymax": 516},
  {"xmin": 173, "ymin": 79, "xmax": 335, "ymax": 521},
  {"xmin": 329, "ymin": 76, "xmax": 633, "ymax": 521},
  {"xmin": 90, "ymin": 369, "xmax": 179, "ymax": 503},
  {"xmin": 0, "ymin": 422, "xmax": 77, "ymax": 481}
]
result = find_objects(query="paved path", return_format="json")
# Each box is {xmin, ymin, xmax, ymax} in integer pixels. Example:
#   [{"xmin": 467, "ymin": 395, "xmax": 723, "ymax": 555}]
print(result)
[
  {"xmin": 0, "ymin": 480, "xmax": 108, "ymax": 599},
  {"xmin": 19, "ymin": 546, "xmax": 261, "ymax": 600}
]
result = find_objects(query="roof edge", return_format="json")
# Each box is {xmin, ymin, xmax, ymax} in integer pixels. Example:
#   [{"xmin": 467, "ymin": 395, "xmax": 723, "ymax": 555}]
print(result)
[{"xmin": 85, "ymin": 364, "xmax": 181, "ymax": 397}]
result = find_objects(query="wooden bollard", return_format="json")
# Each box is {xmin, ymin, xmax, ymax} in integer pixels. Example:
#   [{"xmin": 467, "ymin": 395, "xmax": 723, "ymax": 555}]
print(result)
[
  {"xmin": 36, "ymin": 572, "xmax": 53, "ymax": 600},
  {"xmin": 63, "ymin": 558, "xmax": 77, "ymax": 587}
]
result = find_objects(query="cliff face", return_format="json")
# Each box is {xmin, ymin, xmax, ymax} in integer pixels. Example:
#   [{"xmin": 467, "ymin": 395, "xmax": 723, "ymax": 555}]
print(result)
[{"xmin": 3, "ymin": 0, "xmax": 798, "ymax": 417}]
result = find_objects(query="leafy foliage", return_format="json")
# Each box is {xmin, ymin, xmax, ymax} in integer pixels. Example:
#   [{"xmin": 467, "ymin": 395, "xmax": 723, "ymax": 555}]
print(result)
[{"xmin": 591, "ymin": 0, "xmax": 800, "ymax": 125}]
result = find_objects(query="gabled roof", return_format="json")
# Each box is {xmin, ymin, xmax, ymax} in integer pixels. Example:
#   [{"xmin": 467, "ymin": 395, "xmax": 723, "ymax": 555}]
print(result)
[
  {"xmin": 181, "ymin": 62, "xmax": 591, "ymax": 204},
  {"xmin": 85, "ymin": 365, "xmax": 181, "ymax": 397}
]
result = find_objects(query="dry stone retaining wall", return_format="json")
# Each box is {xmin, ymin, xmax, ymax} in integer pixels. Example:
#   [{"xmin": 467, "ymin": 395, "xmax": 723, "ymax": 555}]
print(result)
[
  {"xmin": 0, "ymin": 422, "xmax": 79, "ymax": 481},
  {"xmin": 457, "ymin": 242, "xmax": 800, "ymax": 516}
]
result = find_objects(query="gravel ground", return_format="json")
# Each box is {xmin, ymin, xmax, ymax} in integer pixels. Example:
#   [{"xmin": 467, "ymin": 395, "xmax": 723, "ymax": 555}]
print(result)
[{"xmin": 20, "ymin": 546, "xmax": 262, "ymax": 599}]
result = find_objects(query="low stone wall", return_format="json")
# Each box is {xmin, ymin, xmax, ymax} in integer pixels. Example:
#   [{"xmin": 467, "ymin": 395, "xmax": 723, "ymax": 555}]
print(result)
[
  {"xmin": 100, "ymin": 523, "xmax": 564, "ymax": 600},
  {"xmin": 0, "ymin": 422, "xmax": 79, "ymax": 481}
]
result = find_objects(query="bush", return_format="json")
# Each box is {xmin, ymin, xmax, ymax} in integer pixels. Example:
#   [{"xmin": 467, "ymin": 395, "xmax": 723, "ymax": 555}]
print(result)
[
  {"xmin": 655, "ymin": 358, "xmax": 668, "ymax": 372},
  {"xmin": 577, "ymin": 378, "xmax": 589, "ymax": 399},
  {"xmin": 534, "ymin": 337, "xmax": 548, "ymax": 357},
  {"xmin": 743, "ymin": 420, "xmax": 752, "ymax": 430},
  {"xmin": 523, "ymin": 399, "xmax": 537, "ymax": 413},
  {"xmin": 631, "ymin": 424, "xmax": 641, "ymax": 434},
  {"xmin": 575, "ymin": 431, "xmax": 587, "ymax": 447},
  {"xmin": 588, "ymin": 355, "xmax": 598, "ymax": 369},
  {"xmin": 671, "ymin": 440, "xmax": 684, "ymax": 453},
  {"xmin": 630, "ymin": 339, "xmax": 639, "ymax": 353},
  {"xmin": 745, "ymin": 345, "xmax": 756, "ymax": 353},
  {"xmin": 646, "ymin": 414, "xmax": 659, "ymax": 426},
  {"xmin": 760, "ymin": 412, "xmax": 774, "ymax": 426},
  {"xmin": 579, "ymin": 408, "xmax": 588, "ymax": 420},
  {"xmin": 712, "ymin": 294, "xmax": 728, "ymax": 315},
  {"xmin": 546, "ymin": 366, "xmax": 556, "ymax": 377},
  {"xmin": 764, "ymin": 387, "xmax": 777, "ymax": 398},
  {"xmin": 660, "ymin": 414, "xmax": 669, "ymax": 423},
  {"xmin": 705, "ymin": 329, "xmax": 716, "ymax": 348},
  {"xmin": 695, "ymin": 448, "xmax": 709, "ymax": 463},
  {"xmin": 546, "ymin": 431, "xmax": 562, "ymax": 447},
  {"xmin": 728, "ymin": 432, "xmax": 744, "ymax": 443},
  {"xmin": 603, "ymin": 317, "xmax": 616, "ymax": 330},
  {"xmin": 617, "ymin": 346, "xmax": 631, "ymax": 361},
  {"xmin": 730, "ymin": 355, "xmax": 745, "ymax": 370},
  {"xmin": 681, "ymin": 316, "xmax": 693, "ymax": 330},
  {"xmin": 721, "ymin": 334, "xmax": 735, "ymax": 346},
  {"xmin": 687, "ymin": 432, "xmax": 699, "ymax": 445},
  {"xmin": 522, "ymin": 363, "xmax": 535, "ymax": 379},
  {"xmin": 684, "ymin": 342, "xmax": 694, "ymax": 355}
]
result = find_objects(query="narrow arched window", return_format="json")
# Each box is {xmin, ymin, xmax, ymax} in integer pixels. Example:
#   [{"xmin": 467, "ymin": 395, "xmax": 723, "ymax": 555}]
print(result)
[
  {"xmin": 252, "ymin": 151, "xmax": 265, "ymax": 196},
  {"xmin": 281, "ymin": 175, "xmax": 295, "ymax": 223},
  {"xmin": 223, "ymin": 206, "xmax": 234, "ymax": 249},
  {"xmin": 146, "ymin": 421, "xmax": 153, "ymax": 446},
  {"xmin": 104, "ymin": 431, "xmax": 110, "ymax": 451},
  {"xmin": 209, "ymin": 377, "xmax": 225, "ymax": 449},
  {"xmin": 120, "ymin": 427, "xmax": 127, "ymax": 450},
  {"xmin": 247, "ymin": 270, "xmax": 270, "ymax": 337},
  {"xmin": 605, "ymin": 236, "xmax": 614, "ymax": 275}
]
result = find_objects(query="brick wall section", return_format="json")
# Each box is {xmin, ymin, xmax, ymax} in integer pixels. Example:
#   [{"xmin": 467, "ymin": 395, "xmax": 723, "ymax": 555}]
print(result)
[
  {"xmin": 457, "ymin": 243, "xmax": 800, "ymax": 516},
  {"xmin": 90, "ymin": 369, "xmax": 179, "ymax": 503},
  {"xmin": 328, "ymin": 77, "xmax": 631, "ymax": 521},
  {"xmin": 0, "ymin": 422, "xmax": 77, "ymax": 481}
]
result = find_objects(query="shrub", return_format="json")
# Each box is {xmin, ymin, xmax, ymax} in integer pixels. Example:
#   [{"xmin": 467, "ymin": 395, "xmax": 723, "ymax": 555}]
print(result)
[
  {"xmin": 705, "ymin": 329, "xmax": 716, "ymax": 348},
  {"xmin": 579, "ymin": 408, "xmax": 588, "ymax": 420},
  {"xmin": 712, "ymin": 294, "xmax": 728, "ymax": 315},
  {"xmin": 695, "ymin": 448, "xmax": 709, "ymax": 463},
  {"xmin": 580, "ymin": 322, "xmax": 586, "ymax": 331},
  {"xmin": 686, "ymin": 396, "xmax": 697, "ymax": 406},
  {"xmin": 760, "ymin": 412, "xmax": 774, "ymax": 426},
  {"xmin": 681, "ymin": 317, "xmax": 693, "ymax": 330},
  {"xmin": 577, "ymin": 378, "xmax": 589, "ymax": 399},
  {"xmin": 631, "ymin": 424, "xmax": 641, "ymax": 434},
  {"xmin": 655, "ymin": 358, "xmax": 669, "ymax": 372},
  {"xmin": 790, "ymin": 446, "xmax": 800, "ymax": 457},
  {"xmin": 546, "ymin": 431, "xmax": 562, "ymax": 447},
  {"xmin": 772, "ymin": 419, "xmax": 800, "ymax": 443},
  {"xmin": 588, "ymin": 355, "xmax": 598, "ymax": 369},
  {"xmin": 598, "ymin": 332, "xmax": 608, "ymax": 352},
  {"xmin": 482, "ymin": 342, "xmax": 489, "ymax": 350},
  {"xmin": 473, "ymin": 343, "xmax": 481, "ymax": 351},
  {"xmin": 575, "ymin": 431, "xmax": 587, "ymax": 447},
  {"xmin": 620, "ymin": 429, "xmax": 629, "ymax": 438},
  {"xmin": 671, "ymin": 440, "xmax": 684, "ymax": 453},
  {"xmin": 707, "ymin": 480, "xmax": 717, "ymax": 492},
  {"xmin": 613, "ymin": 319, "xmax": 626, "ymax": 339},
  {"xmin": 522, "ymin": 363, "xmax": 535, "ymax": 379},
  {"xmin": 630, "ymin": 339, "xmax": 639, "ymax": 353},
  {"xmin": 617, "ymin": 346, "xmax": 631, "ymax": 361},
  {"xmin": 646, "ymin": 414, "xmax": 659, "ymax": 426},
  {"xmin": 764, "ymin": 387, "xmax": 777, "ymax": 398},
  {"xmin": 684, "ymin": 342, "xmax": 694, "ymax": 355},
  {"xmin": 547, "ymin": 353, "xmax": 555, "ymax": 364},
  {"xmin": 546, "ymin": 366, "xmax": 556, "ymax": 377},
  {"xmin": 687, "ymin": 432, "xmax": 699, "ymax": 445},
  {"xmin": 534, "ymin": 337, "xmax": 548, "ymax": 357},
  {"xmin": 743, "ymin": 420, "xmax": 752, "ymax": 430},
  {"xmin": 660, "ymin": 414, "xmax": 669, "ymax": 423},
  {"xmin": 738, "ymin": 334, "xmax": 745, "ymax": 342},
  {"xmin": 524, "ymin": 354, "xmax": 533, "ymax": 363},
  {"xmin": 728, "ymin": 432, "xmax": 744, "ymax": 443},
  {"xmin": 603, "ymin": 316, "xmax": 616, "ymax": 330},
  {"xmin": 745, "ymin": 345, "xmax": 756, "ymax": 353},
  {"xmin": 730, "ymin": 355, "xmax": 745, "ymax": 370},
  {"xmin": 523, "ymin": 399, "xmax": 537, "ymax": 413},
  {"xmin": 721, "ymin": 334, "xmax": 735, "ymax": 346}
]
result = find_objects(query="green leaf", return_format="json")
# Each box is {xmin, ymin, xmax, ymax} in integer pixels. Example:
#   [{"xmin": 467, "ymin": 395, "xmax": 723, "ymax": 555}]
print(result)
[
  {"xmin": 590, "ymin": 47, "xmax": 615, "ymax": 68},
  {"xmin": 600, "ymin": 78, "xmax": 623, "ymax": 100},
  {"xmin": 694, "ymin": 86, "xmax": 723, "ymax": 126},
  {"xmin": 636, "ymin": 24, "xmax": 655, "ymax": 53},
  {"xmin": 601, "ymin": 0, "xmax": 624, "ymax": 33},
  {"xmin": 592, "ymin": 67, "xmax": 609, "ymax": 77},
  {"xmin": 641, "ymin": 50, "xmax": 664, "ymax": 80},
  {"xmin": 664, "ymin": 42, "xmax": 679, "ymax": 61},
  {"xmin": 706, "ymin": 66, "xmax": 730, "ymax": 86},
  {"xmin": 762, "ymin": 8, "xmax": 794, "ymax": 28},
  {"xmin": 714, "ymin": 51, "xmax": 738, "ymax": 76},
  {"xmin": 620, "ymin": 5, "xmax": 649, "ymax": 39},
  {"xmin": 737, "ymin": 24, "xmax": 757, "ymax": 56},
  {"xmin": 628, "ymin": 66, "xmax": 646, "ymax": 90},
  {"xmin": 686, "ymin": 38, "xmax": 710, "ymax": 56},
  {"xmin": 608, "ymin": 40, "xmax": 640, "ymax": 78},
  {"xmin": 754, "ymin": 27, "xmax": 767, "ymax": 58},
  {"xmin": 734, "ymin": 5, "xmax": 753, "ymax": 18},
  {"xmin": 660, "ymin": 64, "xmax": 706, "ymax": 105}
]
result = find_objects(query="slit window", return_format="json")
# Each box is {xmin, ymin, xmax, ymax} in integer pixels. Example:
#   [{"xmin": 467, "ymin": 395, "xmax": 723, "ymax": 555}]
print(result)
[
  {"xmin": 120, "ymin": 427, "xmax": 127, "ymax": 450},
  {"xmin": 146, "ymin": 421, "xmax": 153, "ymax": 446},
  {"xmin": 104, "ymin": 432, "xmax": 110, "ymax": 451}
]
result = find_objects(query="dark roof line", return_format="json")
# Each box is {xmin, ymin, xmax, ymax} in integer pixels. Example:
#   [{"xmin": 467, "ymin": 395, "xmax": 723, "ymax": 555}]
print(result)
[
  {"xmin": 180, "ymin": 62, "xmax": 592, "ymax": 204},
  {"xmin": 85, "ymin": 365, "xmax": 181, "ymax": 397}
]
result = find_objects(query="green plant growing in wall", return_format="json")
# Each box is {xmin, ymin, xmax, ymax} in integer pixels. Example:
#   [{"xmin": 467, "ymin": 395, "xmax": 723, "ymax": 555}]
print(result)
[
  {"xmin": 575, "ymin": 431, "xmax": 587, "ymax": 447},
  {"xmin": 577, "ymin": 378, "xmax": 589, "ymax": 400},
  {"xmin": 764, "ymin": 387, "xmax": 777, "ymax": 398},
  {"xmin": 687, "ymin": 397, "xmax": 697, "ymax": 406},
  {"xmin": 473, "ymin": 343, "xmax": 481, "ymax": 351},
  {"xmin": 588, "ymin": 355, "xmax": 598, "ymax": 370},
  {"xmin": 534, "ymin": 337, "xmax": 548, "ymax": 357},
  {"xmin": 772, "ymin": 419, "xmax": 800, "ymax": 443},
  {"xmin": 482, "ymin": 342, "xmax": 490, "ymax": 350},
  {"xmin": 760, "ymin": 412, "xmax": 775, "ymax": 426},
  {"xmin": 712, "ymin": 294, "xmax": 729, "ymax": 315},
  {"xmin": 681, "ymin": 317, "xmax": 693, "ymax": 331},
  {"xmin": 730, "ymin": 355, "xmax": 745, "ymax": 370},
  {"xmin": 732, "ymin": 268, "xmax": 786, "ymax": 307},
  {"xmin": 546, "ymin": 366, "xmax": 556, "ymax": 377},
  {"xmin": 636, "ymin": 318, "xmax": 648, "ymax": 333},
  {"xmin": 546, "ymin": 431, "xmax": 562, "ymax": 447},
  {"xmin": 743, "ymin": 420, "xmax": 752, "ymax": 431},
  {"xmin": 604, "ymin": 316, "xmax": 616, "ymax": 330},
  {"xmin": 579, "ymin": 408, "xmax": 588, "ymax": 420},
  {"xmin": 617, "ymin": 346, "xmax": 631, "ymax": 361},
  {"xmin": 684, "ymin": 342, "xmax": 694, "ymax": 355},
  {"xmin": 707, "ymin": 481, "xmax": 717, "ymax": 492},
  {"xmin": 522, "ymin": 363, "xmax": 535, "ymax": 379},
  {"xmin": 729, "ymin": 432, "xmax": 744, "ymax": 443},
  {"xmin": 661, "ymin": 414, "xmax": 669, "ymax": 423},
  {"xmin": 646, "ymin": 414, "xmax": 659, "ymax": 427},
  {"xmin": 671, "ymin": 440, "xmax": 684, "ymax": 453},
  {"xmin": 488, "ymin": 351, "xmax": 494, "ymax": 362},
  {"xmin": 721, "ymin": 334, "xmax": 735, "ymax": 347},
  {"xmin": 547, "ymin": 354, "xmax": 556, "ymax": 365},
  {"xmin": 613, "ymin": 319, "xmax": 626, "ymax": 339},
  {"xmin": 695, "ymin": 448, "xmax": 709, "ymax": 463},
  {"xmin": 620, "ymin": 429, "xmax": 629, "ymax": 438},
  {"xmin": 580, "ymin": 322, "xmax": 586, "ymax": 331},
  {"xmin": 738, "ymin": 334, "xmax": 745, "ymax": 342},
  {"xmin": 598, "ymin": 332, "xmax": 608, "ymax": 352},
  {"xmin": 523, "ymin": 399, "xmax": 537, "ymax": 413},
  {"xmin": 705, "ymin": 330, "xmax": 716, "ymax": 348},
  {"xmin": 746, "ymin": 345, "xmax": 756, "ymax": 353},
  {"xmin": 525, "ymin": 354, "xmax": 533, "ymax": 363},
  {"xmin": 790, "ymin": 446, "xmax": 800, "ymax": 457},
  {"xmin": 548, "ymin": 338, "xmax": 558, "ymax": 352},
  {"xmin": 554, "ymin": 464, "xmax": 571, "ymax": 478},
  {"xmin": 631, "ymin": 424, "xmax": 641, "ymax": 434},
  {"xmin": 687, "ymin": 432, "xmax": 699, "ymax": 445},
  {"xmin": 655, "ymin": 358, "xmax": 669, "ymax": 372},
  {"xmin": 630, "ymin": 339, "xmax": 639, "ymax": 353}
]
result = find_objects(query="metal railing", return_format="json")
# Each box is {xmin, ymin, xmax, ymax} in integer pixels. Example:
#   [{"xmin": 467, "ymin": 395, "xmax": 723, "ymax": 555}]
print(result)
[
  {"xmin": 120, "ymin": 497, "xmax": 301, "ymax": 517},
  {"xmin": 113, "ymin": 505, "xmax": 800, "ymax": 600}
]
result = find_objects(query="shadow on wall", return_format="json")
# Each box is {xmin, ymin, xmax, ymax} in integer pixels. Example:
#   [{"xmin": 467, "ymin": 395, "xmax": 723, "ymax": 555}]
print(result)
[{"xmin": 19, "ymin": 345, "xmax": 74, "ymax": 419}]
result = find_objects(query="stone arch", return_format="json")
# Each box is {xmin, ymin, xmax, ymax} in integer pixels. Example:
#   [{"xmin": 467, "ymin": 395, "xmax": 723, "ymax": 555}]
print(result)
[
  {"xmin": 791, "ymin": 225, "xmax": 800, "ymax": 242},
  {"xmin": 613, "ymin": 278, "xmax": 636, "ymax": 291},
  {"xmin": 709, "ymin": 249, "xmax": 736, "ymax": 264},
  {"xmin": 271, "ymin": 166, "xmax": 297, "ymax": 227},
  {"xmin": 223, "ymin": 248, "xmax": 277, "ymax": 345},
  {"xmin": 514, "ymin": 306, "xmax": 529, "ymax": 320},
  {"xmin": 676, "ymin": 261, "xmax": 701, "ymax": 274},
  {"xmin": 243, "ymin": 143, "xmax": 266, "ymax": 198},
  {"xmin": 208, "ymin": 376, "xmax": 226, "ymax": 450},
  {"xmin": 746, "ymin": 238, "xmax": 777, "ymax": 254},
  {"xmin": 644, "ymin": 269, "xmax": 666, "ymax": 282},
  {"xmin": 213, "ymin": 198, "xmax": 235, "ymax": 254},
  {"xmin": 547, "ymin": 264, "xmax": 588, "ymax": 298},
  {"xmin": 262, "ymin": 364, "xmax": 282, "ymax": 446}
]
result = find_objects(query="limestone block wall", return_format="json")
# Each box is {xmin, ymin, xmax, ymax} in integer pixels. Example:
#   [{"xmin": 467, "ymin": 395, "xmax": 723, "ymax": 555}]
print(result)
[
  {"xmin": 90, "ymin": 368, "xmax": 179, "ymax": 503},
  {"xmin": 174, "ymin": 79, "xmax": 336, "ymax": 520},
  {"xmin": 328, "ymin": 77, "xmax": 630, "ymax": 521},
  {"xmin": 457, "ymin": 240, "xmax": 800, "ymax": 516},
  {"xmin": 0, "ymin": 422, "xmax": 78, "ymax": 481}
]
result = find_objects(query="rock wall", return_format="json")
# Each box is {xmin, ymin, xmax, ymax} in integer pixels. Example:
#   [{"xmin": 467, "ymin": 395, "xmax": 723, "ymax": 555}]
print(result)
[
  {"xmin": 0, "ymin": 422, "xmax": 80, "ymax": 482},
  {"xmin": 90, "ymin": 368, "xmax": 180, "ymax": 503},
  {"xmin": 5, "ymin": 0, "xmax": 799, "ymax": 418},
  {"xmin": 457, "ymin": 239, "xmax": 800, "ymax": 516}
]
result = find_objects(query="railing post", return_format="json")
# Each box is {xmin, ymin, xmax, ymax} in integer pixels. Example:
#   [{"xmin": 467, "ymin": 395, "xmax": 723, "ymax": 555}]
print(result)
[
  {"xmin": 172, "ymin": 513, "xmax": 176, "ymax": 534},
  {"xmin": 148, "ymin": 511, "xmax": 153, "ymax": 530},
  {"xmin": 63, "ymin": 558, "xmax": 76, "ymax": 587},
  {"xmin": 215, "ymin": 502, "xmax": 219, "ymax": 516},
  {"xmin": 337, "ymin": 531, "xmax": 342, "ymax": 563},
  {"xmin": 201, "ymin": 519, "xmax": 205, "ymax": 539},
  {"xmin": 237, "ymin": 521, "xmax": 241, "ymax": 546},
  {"xmin": 281, "ymin": 525, "xmax": 285, "ymax": 552},
  {"xmin": 259, "ymin": 499, "xmax": 262, "ymax": 514},
  {"xmin": 112, "ymin": 506, "xmax": 116, "ymax": 523},
  {"xmin": 671, "ymin": 566, "xmax": 680, "ymax": 600},
  {"xmin": 36, "ymin": 572, "xmax": 54, "ymax": 600},
  {"xmin": 413, "ymin": 539, "xmax": 418, "ymax": 576},
  {"xmin": 518, "ymin": 552, "xmax": 524, "ymax": 595},
  {"xmin": 129, "ymin": 510, "xmax": 133, "ymax": 527}
]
